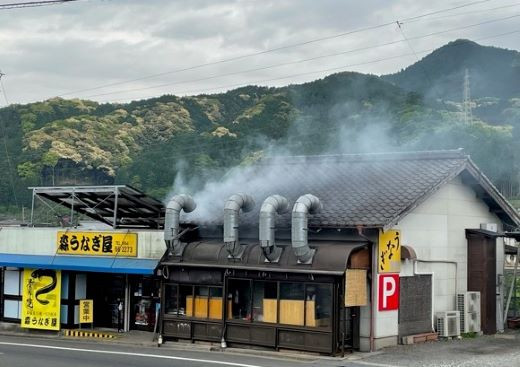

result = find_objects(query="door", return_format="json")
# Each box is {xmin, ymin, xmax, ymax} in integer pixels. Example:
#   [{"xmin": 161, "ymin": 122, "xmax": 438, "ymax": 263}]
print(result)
[{"xmin": 466, "ymin": 230, "xmax": 497, "ymax": 334}]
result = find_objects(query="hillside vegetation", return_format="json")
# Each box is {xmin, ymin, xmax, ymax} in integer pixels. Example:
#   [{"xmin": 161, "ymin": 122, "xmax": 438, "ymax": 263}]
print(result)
[{"xmin": 1, "ymin": 39, "xmax": 519, "ymax": 218}]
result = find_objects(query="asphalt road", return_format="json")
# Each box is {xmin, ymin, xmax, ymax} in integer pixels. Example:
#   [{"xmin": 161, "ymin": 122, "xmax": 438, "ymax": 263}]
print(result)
[
  {"xmin": 0, "ymin": 334, "xmax": 346, "ymax": 367},
  {"xmin": 4, "ymin": 333, "xmax": 520, "ymax": 367}
]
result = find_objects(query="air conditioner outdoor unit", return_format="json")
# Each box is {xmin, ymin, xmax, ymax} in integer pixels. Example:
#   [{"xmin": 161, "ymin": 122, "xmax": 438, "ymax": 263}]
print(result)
[
  {"xmin": 436, "ymin": 311, "xmax": 461, "ymax": 337},
  {"xmin": 457, "ymin": 292, "xmax": 481, "ymax": 333}
]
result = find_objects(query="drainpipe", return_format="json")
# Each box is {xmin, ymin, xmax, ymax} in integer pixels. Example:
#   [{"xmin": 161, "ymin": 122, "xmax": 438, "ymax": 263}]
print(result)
[
  {"xmin": 164, "ymin": 194, "xmax": 196, "ymax": 257},
  {"xmin": 412, "ymin": 260, "xmax": 435, "ymax": 332},
  {"xmin": 291, "ymin": 194, "xmax": 322, "ymax": 264},
  {"xmin": 414, "ymin": 259, "xmax": 458, "ymax": 331},
  {"xmin": 259, "ymin": 195, "xmax": 289, "ymax": 262},
  {"xmin": 224, "ymin": 193, "xmax": 255, "ymax": 259}
]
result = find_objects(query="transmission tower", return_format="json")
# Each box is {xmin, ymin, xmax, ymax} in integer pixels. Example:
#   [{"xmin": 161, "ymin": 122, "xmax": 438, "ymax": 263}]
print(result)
[{"xmin": 463, "ymin": 68, "xmax": 472, "ymax": 124}]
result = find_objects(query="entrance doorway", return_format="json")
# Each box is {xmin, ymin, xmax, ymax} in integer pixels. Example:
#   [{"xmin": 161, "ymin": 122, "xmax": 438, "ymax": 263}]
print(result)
[
  {"xmin": 87, "ymin": 273, "xmax": 125, "ymax": 329},
  {"xmin": 130, "ymin": 276, "xmax": 160, "ymax": 331}
]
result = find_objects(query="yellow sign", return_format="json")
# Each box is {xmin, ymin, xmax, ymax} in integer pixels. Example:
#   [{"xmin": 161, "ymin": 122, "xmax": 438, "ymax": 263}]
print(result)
[
  {"xmin": 57, "ymin": 231, "xmax": 137, "ymax": 257},
  {"xmin": 378, "ymin": 229, "xmax": 401, "ymax": 273},
  {"xmin": 345, "ymin": 269, "xmax": 367, "ymax": 307},
  {"xmin": 79, "ymin": 299, "xmax": 93, "ymax": 323},
  {"xmin": 21, "ymin": 269, "xmax": 61, "ymax": 331}
]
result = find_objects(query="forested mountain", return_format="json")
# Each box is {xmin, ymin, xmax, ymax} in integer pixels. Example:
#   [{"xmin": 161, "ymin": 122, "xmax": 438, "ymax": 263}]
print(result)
[{"xmin": 1, "ymin": 39, "xmax": 519, "ymax": 219}]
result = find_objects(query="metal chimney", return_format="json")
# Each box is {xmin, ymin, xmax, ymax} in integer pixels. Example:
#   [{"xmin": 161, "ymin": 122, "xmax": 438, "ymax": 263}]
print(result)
[
  {"xmin": 291, "ymin": 194, "xmax": 321, "ymax": 264},
  {"xmin": 259, "ymin": 195, "xmax": 289, "ymax": 262},
  {"xmin": 164, "ymin": 194, "xmax": 196, "ymax": 256},
  {"xmin": 224, "ymin": 193, "xmax": 255, "ymax": 259}
]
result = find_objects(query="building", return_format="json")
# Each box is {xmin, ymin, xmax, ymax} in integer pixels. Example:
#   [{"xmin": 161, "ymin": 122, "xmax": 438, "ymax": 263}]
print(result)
[
  {"xmin": 0, "ymin": 186, "xmax": 166, "ymax": 332},
  {"xmin": 1, "ymin": 149, "xmax": 519, "ymax": 355}
]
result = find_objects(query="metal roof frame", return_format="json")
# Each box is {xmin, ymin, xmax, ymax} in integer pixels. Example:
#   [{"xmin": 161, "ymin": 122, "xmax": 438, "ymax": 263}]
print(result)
[{"xmin": 29, "ymin": 185, "xmax": 165, "ymax": 229}]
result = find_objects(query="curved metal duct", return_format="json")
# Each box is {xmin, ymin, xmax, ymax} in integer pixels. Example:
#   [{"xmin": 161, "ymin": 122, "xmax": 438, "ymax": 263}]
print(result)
[
  {"xmin": 224, "ymin": 193, "xmax": 255, "ymax": 259},
  {"xmin": 291, "ymin": 194, "xmax": 322, "ymax": 264},
  {"xmin": 164, "ymin": 194, "xmax": 196, "ymax": 256},
  {"xmin": 259, "ymin": 195, "xmax": 289, "ymax": 262}
]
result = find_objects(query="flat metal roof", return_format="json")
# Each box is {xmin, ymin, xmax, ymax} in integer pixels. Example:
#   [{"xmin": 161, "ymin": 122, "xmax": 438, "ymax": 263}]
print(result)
[{"xmin": 30, "ymin": 185, "xmax": 165, "ymax": 229}]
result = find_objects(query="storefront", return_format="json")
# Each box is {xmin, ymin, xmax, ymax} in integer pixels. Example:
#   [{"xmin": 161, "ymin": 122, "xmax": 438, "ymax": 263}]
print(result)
[
  {"xmin": 159, "ymin": 240, "xmax": 370, "ymax": 355},
  {"xmin": 0, "ymin": 227, "xmax": 165, "ymax": 332}
]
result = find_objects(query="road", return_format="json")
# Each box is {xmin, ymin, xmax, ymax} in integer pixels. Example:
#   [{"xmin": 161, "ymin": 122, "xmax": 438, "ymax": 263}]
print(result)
[
  {"xmin": 3, "ymin": 333, "xmax": 520, "ymax": 367},
  {"xmin": 0, "ymin": 334, "xmax": 345, "ymax": 367}
]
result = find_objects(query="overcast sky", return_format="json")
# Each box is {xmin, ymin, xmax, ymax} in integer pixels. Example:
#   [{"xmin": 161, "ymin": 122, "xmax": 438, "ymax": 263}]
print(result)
[{"xmin": 0, "ymin": 0, "xmax": 518, "ymax": 104}]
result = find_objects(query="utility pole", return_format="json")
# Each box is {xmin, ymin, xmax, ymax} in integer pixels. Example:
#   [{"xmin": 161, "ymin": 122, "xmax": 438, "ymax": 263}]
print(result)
[{"xmin": 463, "ymin": 68, "xmax": 472, "ymax": 124}]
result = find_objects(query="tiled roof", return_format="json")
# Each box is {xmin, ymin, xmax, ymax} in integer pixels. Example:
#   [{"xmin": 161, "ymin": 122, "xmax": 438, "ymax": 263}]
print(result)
[{"xmin": 185, "ymin": 149, "xmax": 484, "ymax": 229}]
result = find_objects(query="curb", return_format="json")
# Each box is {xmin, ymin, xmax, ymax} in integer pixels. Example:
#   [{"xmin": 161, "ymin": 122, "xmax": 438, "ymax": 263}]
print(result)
[{"xmin": 63, "ymin": 329, "xmax": 116, "ymax": 339}]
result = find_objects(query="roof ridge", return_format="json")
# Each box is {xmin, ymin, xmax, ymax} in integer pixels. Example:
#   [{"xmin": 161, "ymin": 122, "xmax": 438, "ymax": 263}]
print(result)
[{"xmin": 259, "ymin": 149, "xmax": 467, "ymax": 165}]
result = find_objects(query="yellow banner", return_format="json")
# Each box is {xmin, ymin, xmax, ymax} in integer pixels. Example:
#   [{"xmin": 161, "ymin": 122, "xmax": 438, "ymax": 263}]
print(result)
[
  {"xmin": 21, "ymin": 269, "xmax": 61, "ymax": 331},
  {"xmin": 79, "ymin": 299, "xmax": 93, "ymax": 324},
  {"xmin": 378, "ymin": 229, "xmax": 401, "ymax": 273},
  {"xmin": 57, "ymin": 231, "xmax": 137, "ymax": 257}
]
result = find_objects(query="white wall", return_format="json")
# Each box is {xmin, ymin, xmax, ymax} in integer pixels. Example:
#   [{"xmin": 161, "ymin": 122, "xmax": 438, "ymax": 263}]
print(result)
[
  {"xmin": 370, "ymin": 175, "xmax": 504, "ymax": 347},
  {"xmin": 0, "ymin": 227, "xmax": 166, "ymax": 260}
]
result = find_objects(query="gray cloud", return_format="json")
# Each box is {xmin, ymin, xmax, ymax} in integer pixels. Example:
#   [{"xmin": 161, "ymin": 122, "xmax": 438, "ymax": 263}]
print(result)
[{"xmin": 0, "ymin": 0, "xmax": 518, "ymax": 104}]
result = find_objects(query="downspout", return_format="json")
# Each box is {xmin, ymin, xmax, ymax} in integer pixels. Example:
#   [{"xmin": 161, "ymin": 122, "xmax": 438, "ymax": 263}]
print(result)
[
  {"xmin": 291, "ymin": 194, "xmax": 322, "ymax": 264},
  {"xmin": 224, "ymin": 193, "xmax": 255, "ymax": 259},
  {"xmin": 259, "ymin": 195, "xmax": 289, "ymax": 262},
  {"xmin": 413, "ymin": 260, "xmax": 435, "ymax": 332},
  {"xmin": 164, "ymin": 194, "xmax": 196, "ymax": 257}
]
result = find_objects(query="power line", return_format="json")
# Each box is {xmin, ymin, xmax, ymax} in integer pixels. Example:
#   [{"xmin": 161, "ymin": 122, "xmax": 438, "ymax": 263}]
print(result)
[
  {"xmin": 83, "ymin": 13, "xmax": 520, "ymax": 101},
  {"xmin": 0, "ymin": 0, "xmax": 78, "ymax": 10},
  {"xmin": 0, "ymin": 72, "xmax": 19, "ymax": 207},
  {"xmin": 53, "ymin": 0, "xmax": 494, "ymax": 98},
  {"xmin": 100, "ymin": 29, "xmax": 520, "ymax": 104}
]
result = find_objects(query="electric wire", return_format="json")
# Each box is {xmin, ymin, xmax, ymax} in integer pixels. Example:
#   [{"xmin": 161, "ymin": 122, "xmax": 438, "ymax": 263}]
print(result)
[
  {"xmin": 81, "ymin": 12, "xmax": 520, "ymax": 100},
  {"xmin": 53, "ymin": 0, "xmax": 495, "ymax": 98},
  {"xmin": 0, "ymin": 0, "xmax": 78, "ymax": 10},
  {"xmin": 101, "ymin": 28, "xmax": 520, "ymax": 103}
]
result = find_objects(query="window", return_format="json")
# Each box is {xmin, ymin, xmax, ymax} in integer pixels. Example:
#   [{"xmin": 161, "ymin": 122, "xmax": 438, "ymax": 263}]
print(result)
[
  {"xmin": 2, "ymin": 268, "xmax": 22, "ymax": 320},
  {"xmin": 178, "ymin": 285, "xmax": 193, "ymax": 317},
  {"xmin": 228, "ymin": 279, "xmax": 251, "ymax": 320},
  {"xmin": 305, "ymin": 284, "xmax": 332, "ymax": 328},
  {"xmin": 252, "ymin": 281, "xmax": 277, "ymax": 323},
  {"xmin": 279, "ymin": 282, "xmax": 305, "ymax": 325},
  {"xmin": 164, "ymin": 284, "xmax": 178, "ymax": 315},
  {"xmin": 164, "ymin": 284, "xmax": 223, "ymax": 320}
]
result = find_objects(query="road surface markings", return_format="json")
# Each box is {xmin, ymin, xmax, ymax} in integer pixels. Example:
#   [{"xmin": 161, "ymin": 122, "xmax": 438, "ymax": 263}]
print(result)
[
  {"xmin": 348, "ymin": 361, "xmax": 402, "ymax": 367},
  {"xmin": 0, "ymin": 342, "xmax": 263, "ymax": 367}
]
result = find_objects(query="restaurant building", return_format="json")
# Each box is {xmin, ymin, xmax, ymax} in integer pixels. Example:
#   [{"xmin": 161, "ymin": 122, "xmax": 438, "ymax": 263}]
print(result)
[{"xmin": 1, "ymin": 150, "xmax": 519, "ymax": 355}]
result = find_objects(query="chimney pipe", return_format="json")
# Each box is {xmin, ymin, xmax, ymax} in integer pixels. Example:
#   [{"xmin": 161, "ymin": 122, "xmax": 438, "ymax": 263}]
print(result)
[
  {"xmin": 164, "ymin": 194, "xmax": 196, "ymax": 256},
  {"xmin": 224, "ymin": 193, "xmax": 255, "ymax": 259},
  {"xmin": 259, "ymin": 195, "xmax": 289, "ymax": 262},
  {"xmin": 291, "ymin": 194, "xmax": 321, "ymax": 264}
]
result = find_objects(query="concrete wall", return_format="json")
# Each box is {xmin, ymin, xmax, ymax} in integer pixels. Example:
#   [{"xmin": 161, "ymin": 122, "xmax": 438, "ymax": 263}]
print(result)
[
  {"xmin": 0, "ymin": 227, "xmax": 166, "ymax": 259},
  {"xmin": 368, "ymin": 175, "xmax": 504, "ymax": 349}
]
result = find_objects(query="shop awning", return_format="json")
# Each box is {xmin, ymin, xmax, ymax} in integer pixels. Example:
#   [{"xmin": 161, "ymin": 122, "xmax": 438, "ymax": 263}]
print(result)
[
  {"xmin": 0, "ymin": 254, "xmax": 159, "ymax": 275},
  {"xmin": 162, "ymin": 240, "xmax": 369, "ymax": 275}
]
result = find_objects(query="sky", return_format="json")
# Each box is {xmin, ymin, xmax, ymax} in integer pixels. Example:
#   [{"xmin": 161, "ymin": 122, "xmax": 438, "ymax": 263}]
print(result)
[{"xmin": 0, "ymin": 0, "xmax": 519, "ymax": 104}]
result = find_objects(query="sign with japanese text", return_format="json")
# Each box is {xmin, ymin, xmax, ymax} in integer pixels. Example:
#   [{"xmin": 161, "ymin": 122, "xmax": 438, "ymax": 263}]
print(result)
[
  {"xmin": 378, "ymin": 229, "xmax": 401, "ymax": 273},
  {"xmin": 21, "ymin": 269, "xmax": 61, "ymax": 331},
  {"xmin": 57, "ymin": 231, "xmax": 138, "ymax": 257},
  {"xmin": 79, "ymin": 299, "xmax": 93, "ymax": 324},
  {"xmin": 378, "ymin": 274, "xmax": 399, "ymax": 311},
  {"xmin": 345, "ymin": 269, "xmax": 367, "ymax": 307}
]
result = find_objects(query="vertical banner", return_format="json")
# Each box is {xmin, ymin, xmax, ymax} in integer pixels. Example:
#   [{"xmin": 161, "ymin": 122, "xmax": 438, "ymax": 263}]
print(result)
[
  {"xmin": 21, "ymin": 269, "xmax": 61, "ymax": 331},
  {"xmin": 79, "ymin": 299, "xmax": 94, "ymax": 324},
  {"xmin": 345, "ymin": 269, "xmax": 367, "ymax": 307},
  {"xmin": 378, "ymin": 229, "xmax": 401, "ymax": 273},
  {"xmin": 378, "ymin": 274, "xmax": 400, "ymax": 311}
]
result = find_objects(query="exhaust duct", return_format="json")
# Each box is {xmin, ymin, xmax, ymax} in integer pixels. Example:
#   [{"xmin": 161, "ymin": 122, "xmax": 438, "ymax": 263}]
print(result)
[
  {"xmin": 164, "ymin": 194, "xmax": 196, "ymax": 257},
  {"xmin": 224, "ymin": 193, "xmax": 255, "ymax": 259},
  {"xmin": 291, "ymin": 194, "xmax": 322, "ymax": 264},
  {"xmin": 259, "ymin": 195, "xmax": 289, "ymax": 263}
]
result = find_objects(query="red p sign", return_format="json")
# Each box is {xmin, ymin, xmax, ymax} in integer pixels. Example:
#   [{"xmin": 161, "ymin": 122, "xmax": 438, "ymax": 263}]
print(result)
[{"xmin": 378, "ymin": 274, "xmax": 399, "ymax": 311}]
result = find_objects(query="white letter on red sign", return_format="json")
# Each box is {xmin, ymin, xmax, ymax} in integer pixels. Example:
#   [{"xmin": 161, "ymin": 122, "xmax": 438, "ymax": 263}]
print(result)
[{"xmin": 383, "ymin": 277, "xmax": 396, "ymax": 309}]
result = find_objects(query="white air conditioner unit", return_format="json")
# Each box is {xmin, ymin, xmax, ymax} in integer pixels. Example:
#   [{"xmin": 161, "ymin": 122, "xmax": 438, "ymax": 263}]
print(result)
[
  {"xmin": 457, "ymin": 292, "xmax": 481, "ymax": 333},
  {"xmin": 436, "ymin": 311, "xmax": 461, "ymax": 337}
]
